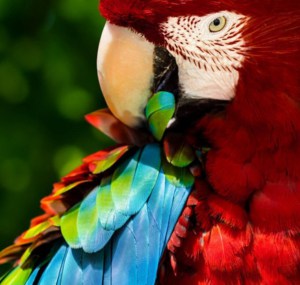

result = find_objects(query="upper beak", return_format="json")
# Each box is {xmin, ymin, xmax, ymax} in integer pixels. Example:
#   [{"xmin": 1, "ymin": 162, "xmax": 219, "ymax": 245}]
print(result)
[{"xmin": 97, "ymin": 22, "xmax": 155, "ymax": 128}]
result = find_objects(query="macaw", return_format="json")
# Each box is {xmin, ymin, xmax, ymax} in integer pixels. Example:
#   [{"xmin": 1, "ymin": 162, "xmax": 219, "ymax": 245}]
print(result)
[{"xmin": 1, "ymin": 0, "xmax": 300, "ymax": 284}]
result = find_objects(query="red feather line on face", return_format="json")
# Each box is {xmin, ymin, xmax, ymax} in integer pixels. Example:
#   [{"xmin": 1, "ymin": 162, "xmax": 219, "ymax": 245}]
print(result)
[
  {"xmin": 243, "ymin": 13, "xmax": 300, "ymax": 60},
  {"xmin": 160, "ymin": 14, "xmax": 248, "ymax": 73},
  {"xmin": 99, "ymin": 0, "xmax": 300, "ymax": 37}
]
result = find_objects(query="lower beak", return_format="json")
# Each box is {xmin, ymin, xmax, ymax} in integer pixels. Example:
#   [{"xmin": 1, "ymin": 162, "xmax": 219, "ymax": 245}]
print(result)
[{"xmin": 97, "ymin": 23, "xmax": 155, "ymax": 128}]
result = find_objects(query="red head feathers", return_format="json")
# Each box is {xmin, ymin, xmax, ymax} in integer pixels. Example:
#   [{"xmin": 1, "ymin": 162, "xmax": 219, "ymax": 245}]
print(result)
[
  {"xmin": 100, "ymin": 0, "xmax": 300, "ymax": 43},
  {"xmin": 100, "ymin": 0, "xmax": 300, "ymax": 131},
  {"xmin": 99, "ymin": 0, "xmax": 300, "ymax": 223}
]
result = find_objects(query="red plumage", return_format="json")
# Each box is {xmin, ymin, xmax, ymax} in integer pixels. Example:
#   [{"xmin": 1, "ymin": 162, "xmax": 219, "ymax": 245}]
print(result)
[{"xmin": 101, "ymin": 0, "xmax": 300, "ymax": 283}]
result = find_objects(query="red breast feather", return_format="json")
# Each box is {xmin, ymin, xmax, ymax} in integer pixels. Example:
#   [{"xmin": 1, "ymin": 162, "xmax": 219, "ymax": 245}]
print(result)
[{"xmin": 157, "ymin": 2, "xmax": 300, "ymax": 284}]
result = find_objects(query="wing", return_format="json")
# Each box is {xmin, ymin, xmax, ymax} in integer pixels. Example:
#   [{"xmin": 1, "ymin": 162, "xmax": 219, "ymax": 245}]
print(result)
[
  {"xmin": 0, "ymin": 91, "xmax": 198, "ymax": 285},
  {"xmin": 0, "ymin": 141, "xmax": 194, "ymax": 285}
]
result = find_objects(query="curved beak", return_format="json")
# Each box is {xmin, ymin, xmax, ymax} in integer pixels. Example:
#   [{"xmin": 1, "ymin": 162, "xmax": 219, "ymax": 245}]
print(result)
[{"xmin": 97, "ymin": 23, "xmax": 155, "ymax": 128}]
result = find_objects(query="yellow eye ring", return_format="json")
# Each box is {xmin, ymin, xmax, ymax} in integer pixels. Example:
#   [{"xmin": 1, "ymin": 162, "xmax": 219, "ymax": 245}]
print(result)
[{"xmin": 209, "ymin": 16, "xmax": 227, "ymax": 33}]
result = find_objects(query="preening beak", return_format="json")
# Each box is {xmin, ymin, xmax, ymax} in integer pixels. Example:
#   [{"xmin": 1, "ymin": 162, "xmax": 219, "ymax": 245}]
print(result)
[
  {"xmin": 97, "ymin": 22, "xmax": 229, "ymax": 133},
  {"xmin": 97, "ymin": 23, "xmax": 155, "ymax": 128}
]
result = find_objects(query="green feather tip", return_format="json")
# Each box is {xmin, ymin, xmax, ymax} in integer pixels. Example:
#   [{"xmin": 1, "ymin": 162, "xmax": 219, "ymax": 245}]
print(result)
[
  {"xmin": 145, "ymin": 91, "xmax": 175, "ymax": 141},
  {"xmin": 0, "ymin": 267, "xmax": 32, "ymax": 285},
  {"xmin": 61, "ymin": 204, "xmax": 81, "ymax": 248},
  {"xmin": 162, "ymin": 159, "xmax": 194, "ymax": 188}
]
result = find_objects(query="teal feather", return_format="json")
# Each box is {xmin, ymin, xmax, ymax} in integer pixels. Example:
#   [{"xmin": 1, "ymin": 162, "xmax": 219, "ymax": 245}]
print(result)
[
  {"xmin": 145, "ymin": 91, "xmax": 176, "ymax": 141},
  {"xmin": 111, "ymin": 149, "xmax": 141, "ymax": 214},
  {"xmin": 78, "ymin": 187, "xmax": 114, "ymax": 253},
  {"xmin": 127, "ymin": 144, "xmax": 161, "ymax": 213},
  {"xmin": 111, "ymin": 144, "xmax": 161, "ymax": 216},
  {"xmin": 145, "ymin": 91, "xmax": 175, "ymax": 118},
  {"xmin": 97, "ymin": 176, "xmax": 129, "ymax": 231}
]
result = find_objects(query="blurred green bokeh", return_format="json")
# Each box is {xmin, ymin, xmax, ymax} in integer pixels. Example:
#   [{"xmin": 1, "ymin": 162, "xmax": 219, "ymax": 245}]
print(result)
[{"xmin": 0, "ymin": 0, "xmax": 111, "ymax": 265}]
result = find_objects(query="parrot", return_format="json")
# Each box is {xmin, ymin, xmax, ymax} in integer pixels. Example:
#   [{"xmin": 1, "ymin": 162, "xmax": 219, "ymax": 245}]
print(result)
[{"xmin": 0, "ymin": 0, "xmax": 300, "ymax": 284}]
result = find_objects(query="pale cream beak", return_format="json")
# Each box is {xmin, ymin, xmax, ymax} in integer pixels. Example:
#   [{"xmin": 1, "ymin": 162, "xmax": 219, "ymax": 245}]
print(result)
[{"xmin": 97, "ymin": 22, "xmax": 155, "ymax": 128}]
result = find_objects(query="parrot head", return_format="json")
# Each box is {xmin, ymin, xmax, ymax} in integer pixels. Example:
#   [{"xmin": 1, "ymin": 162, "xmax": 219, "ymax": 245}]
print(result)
[{"xmin": 97, "ymin": 0, "xmax": 300, "ymax": 136}]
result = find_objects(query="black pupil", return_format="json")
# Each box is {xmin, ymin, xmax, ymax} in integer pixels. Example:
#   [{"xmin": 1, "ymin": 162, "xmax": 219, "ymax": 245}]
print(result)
[{"xmin": 213, "ymin": 18, "xmax": 221, "ymax": 26}]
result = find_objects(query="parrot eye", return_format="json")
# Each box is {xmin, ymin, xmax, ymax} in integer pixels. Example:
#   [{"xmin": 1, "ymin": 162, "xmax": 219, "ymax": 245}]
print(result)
[{"xmin": 209, "ymin": 16, "xmax": 227, "ymax": 32}]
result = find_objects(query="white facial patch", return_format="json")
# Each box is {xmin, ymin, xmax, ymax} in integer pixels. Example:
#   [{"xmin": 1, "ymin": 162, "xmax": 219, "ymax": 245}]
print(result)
[{"xmin": 160, "ymin": 11, "xmax": 248, "ymax": 100}]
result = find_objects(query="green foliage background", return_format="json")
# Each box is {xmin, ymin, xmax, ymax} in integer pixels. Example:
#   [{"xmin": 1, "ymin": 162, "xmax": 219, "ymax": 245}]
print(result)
[{"xmin": 0, "ymin": 0, "xmax": 110, "ymax": 263}]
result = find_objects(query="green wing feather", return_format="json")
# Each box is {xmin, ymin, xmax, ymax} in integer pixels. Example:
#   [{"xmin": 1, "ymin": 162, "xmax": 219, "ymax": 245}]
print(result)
[{"xmin": 145, "ymin": 91, "xmax": 175, "ymax": 141}]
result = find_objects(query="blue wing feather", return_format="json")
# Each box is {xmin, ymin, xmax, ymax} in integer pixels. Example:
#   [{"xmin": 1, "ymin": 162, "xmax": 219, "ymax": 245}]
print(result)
[
  {"xmin": 103, "ymin": 242, "xmax": 112, "ymax": 285},
  {"xmin": 97, "ymin": 177, "xmax": 129, "ymax": 231},
  {"xmin": 111, "ymin": 150, "xmax": 141, "ymax": 214},
  {"xmin": 111, "ymin": 144, "xmax": 161, "ymax": 216},
  {"xmin": 166, "ymin": 185, "xmax": 191, "ymax": 241},
  {"xmin": 16, "ymin": 144, "xmax": 193, "ymax": 285},
  {"xmin": 147, "ymin": 209, "xmax": 162, "ymax": 285},
  {"xmin": 60, "ymin": 248, "xmax": 83, "ymax": 284},
  {"xmin": 82, "ymin": 250, "xmax": 104, "ymax": 285},
  {"xmin": 159, "ymin": 180, "xmax": 176, "ymax": 253},
  {"xmin": 25, "ymin": 265, "xmax": 41, "ymax": 285},
  {"xmin": 78, "ymin": 188, "xmax": 114, "ymax": 253},
  {"xmin": 111, "ymin": 222, "xmax": 137, "ymax": 285},
  {"xmin": 132, "ymin": 205, "xmax": 150, "ymax": 285},
  {"xmin": 128, "ymin": 144, "xmax": 161, "ymax": 214},
  {"xmin": 38, "ymin": 243, "xmax": 68, "ymax": 285},
  {"xmin": 146, "ymin": 172, "xmax": 166, "ymax": 285}
]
